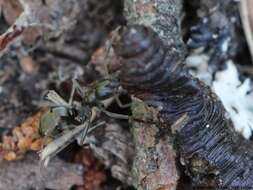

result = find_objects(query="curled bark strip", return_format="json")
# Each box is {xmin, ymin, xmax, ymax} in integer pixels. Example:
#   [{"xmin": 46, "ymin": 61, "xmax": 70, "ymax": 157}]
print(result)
[
  {"xmin": 240, "ymin": 0, "xmax": 253, "ymax": 62},
  {"xmin": 0, "ymin": 25, "xmax": 24, "ymax": 51},
  {"xmin": 113, "ymin": 25, "xmax": 253, "ymax": 189}
]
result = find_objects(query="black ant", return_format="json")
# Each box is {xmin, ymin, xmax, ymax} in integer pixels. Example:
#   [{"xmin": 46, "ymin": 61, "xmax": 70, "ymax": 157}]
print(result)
[{"xmin": 39, "ymin": 77, "xmax": 132, "ymax": 165}]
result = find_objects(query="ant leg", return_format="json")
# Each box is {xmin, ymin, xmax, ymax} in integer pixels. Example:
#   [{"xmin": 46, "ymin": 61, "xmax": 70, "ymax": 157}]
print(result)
[
  {"xmin": 45, "ymin": 90, "xmax": 69, "ymax": 107},
  {"xmin": 40, "ymin": 122, "xmax": 89, "ymax": 165},
  {"xmin": 89, "ymin": 121, "xmax": 106, "ymax": 131},
  {"xmin": 102, "ymin": 26, "xmax": 122, "ymax": 78},
  {"xmin": 78, "ymin": 121, "xmax": 90, "ymax": 145},
  {"xmin": 68, "ymin": 79, "xmax": 86, "ymax": 105},
  {"xmin": 44, "ymin": 79, "xmax": 84, "ymax": 107},
  {"xmin": 114, "ymin": 94, "xmax": 132, "ymax": 108},
  {"xmin": 78, "ymin": 121, "xmax": 106, "ymax": 145},
  {"xmin": 101, "ymin": 108, "xmax": 129, "ymax": 120}
]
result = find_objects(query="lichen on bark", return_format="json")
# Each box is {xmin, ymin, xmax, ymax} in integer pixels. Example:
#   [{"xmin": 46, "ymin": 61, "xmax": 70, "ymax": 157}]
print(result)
[
  {"xmin": 122, "ymin": 1, "xmax": 186, "ymax": 189},
  {"xmin": 124, "ymin": 0, "xmax": 185, "ymax": 52},
  {"xmin": 130, "ymin": 98, "xmax": 179, "ymax": 190}
]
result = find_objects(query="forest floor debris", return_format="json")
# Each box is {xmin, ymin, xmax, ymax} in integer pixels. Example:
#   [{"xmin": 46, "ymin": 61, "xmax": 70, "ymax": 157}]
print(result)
[
  {"xmin": 1, "ymin": 0, "xmax": 253, "ymax": 190},
  {"xmin": 0, "ymin": 153, "xmax": 83, "ymax": 190}
]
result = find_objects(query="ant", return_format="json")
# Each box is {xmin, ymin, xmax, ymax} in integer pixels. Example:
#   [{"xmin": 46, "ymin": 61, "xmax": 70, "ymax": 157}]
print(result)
[{"xmin": 39, "ymin": 77, "xmax": 131, "ymax": 165}]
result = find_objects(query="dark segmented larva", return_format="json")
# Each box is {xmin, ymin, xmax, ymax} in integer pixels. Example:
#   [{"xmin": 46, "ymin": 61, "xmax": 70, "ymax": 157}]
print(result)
[{"xmin": 113, "ymin": 25, "xmax": 253, "ymax": 189}]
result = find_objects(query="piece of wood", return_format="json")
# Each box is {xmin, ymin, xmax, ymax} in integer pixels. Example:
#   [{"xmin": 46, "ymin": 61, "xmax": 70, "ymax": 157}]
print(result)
[
  {"xmin": 130, "ymin": 98, "xmax": 179, "ymax": 190},
  {"xmin": 240, "ymin": 0, "xmax": 253, "ymax": 62}
]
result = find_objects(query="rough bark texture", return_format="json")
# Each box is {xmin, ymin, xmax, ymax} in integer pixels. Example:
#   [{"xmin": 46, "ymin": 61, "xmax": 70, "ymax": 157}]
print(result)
[
  {"xmin": 130, "ymin": 98, "xmax": 179, "ymax": 190},
  {"xmin": 83, "ymin": 0, "xmax": 185, "ymax": 188},
  {"xmin": 122, "ymin": 1, "xmax": 184, "ymax": 189},
  {"xmin": 124, "ymin": 0, "xmax": 184, "ymax": 50},
  {"xmin": 87, "ymin": 121, "xmax": 135, "ymax": 185},
  {"xmin": 113, "ymin": 23, "xmax": 253, "ymax": 189}
]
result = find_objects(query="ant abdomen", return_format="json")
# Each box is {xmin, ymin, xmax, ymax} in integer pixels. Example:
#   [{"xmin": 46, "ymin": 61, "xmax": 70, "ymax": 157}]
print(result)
[{"xmin": 113, "ymin": 25, "xmax": 253, "ymax": 189}]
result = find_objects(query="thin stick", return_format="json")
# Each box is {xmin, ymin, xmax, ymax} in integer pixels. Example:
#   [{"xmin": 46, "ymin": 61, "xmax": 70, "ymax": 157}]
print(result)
[{"xmin": 240, "ymin": 0, "xmax": 253, "ymax": 62}]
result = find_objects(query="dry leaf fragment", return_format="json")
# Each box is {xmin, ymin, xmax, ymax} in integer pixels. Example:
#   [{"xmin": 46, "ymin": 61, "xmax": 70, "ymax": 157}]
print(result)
[
  {"xmin": 19, "ymin": 56, "xmax": 37, "ymax": 74},
  {"xmin": 0, "ymin": 26, "xmax": 24, "ymax": 51},
  {"xmin": 1, "ymin": 0, "xmax": 23, "ymax": 25},
  {"xmin": 30, "ymin": 138, "xmax": 44, "ymax": 151},
  {"xmin": 17, "ymin": 138, "xmax": 33, "ymax": 151},
  {"xmin": 0, "ymin": 0, "xmax": 79, "ymax": 53},
  {"xmin": 0, "ymin": 111, "xmax": 45, "ymax": 161},
  {"xmin": 75, "ymin": 148, "xmax": 107, "ymax": 190},
  {"xmin": 3, "ymin": 151, "xmax": 17, "ymax": 161}
]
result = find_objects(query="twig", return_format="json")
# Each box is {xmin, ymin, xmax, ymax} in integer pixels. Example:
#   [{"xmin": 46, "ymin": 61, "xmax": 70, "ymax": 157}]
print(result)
[{"xmin": 240, "ymin": 0, "xmax": 253, "ymax": 62}]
